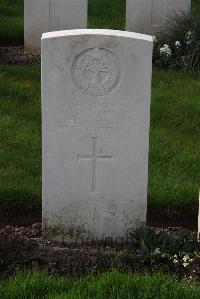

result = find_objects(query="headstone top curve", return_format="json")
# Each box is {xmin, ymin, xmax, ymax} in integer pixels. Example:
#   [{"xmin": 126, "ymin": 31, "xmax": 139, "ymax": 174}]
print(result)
[{"xmin": 42, "ymin": 29, "xmax": 154, "ymax": 42}]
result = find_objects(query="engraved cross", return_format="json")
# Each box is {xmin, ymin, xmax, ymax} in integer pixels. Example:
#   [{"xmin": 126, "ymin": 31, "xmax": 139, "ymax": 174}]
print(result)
[{"xmin": 77, "ymin": 137, "xmax": 113, "ymax": 193}]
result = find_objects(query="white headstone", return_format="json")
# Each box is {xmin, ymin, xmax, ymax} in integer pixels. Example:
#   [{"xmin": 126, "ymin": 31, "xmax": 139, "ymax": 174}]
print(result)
[
  {"xmin": 24, "ymin": 0, "xmax": 88, "ymax": 50},
  {"xmin": 126, "ymin": 0, "xmax": 191, "ymax": 35},
  {"xmin": 42, "ymin": 29, "xmax": 153, "ymax": 243}
]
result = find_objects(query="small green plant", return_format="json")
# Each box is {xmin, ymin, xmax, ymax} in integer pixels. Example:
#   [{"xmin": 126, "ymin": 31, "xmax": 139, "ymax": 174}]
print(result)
[
  {"xmin": 127, "ymin": 227, "xmax": 200, "ymax": 266},
  {"xmin": 133, "ymin": 227, "xmax": 199, "ymax": 254},
  {"xmin": 154, "ymin": 7, "xmax": 200, "ymax": 72}
]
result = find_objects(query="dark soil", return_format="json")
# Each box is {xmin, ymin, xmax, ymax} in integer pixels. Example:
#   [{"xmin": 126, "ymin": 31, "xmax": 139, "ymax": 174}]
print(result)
[
  {"xmin": 0, "ymin": 210, "xmax": 196, "ymax": 230},
  {"xmin": 0, "ymin": 224, "xmax": 199, "ymax": 281},
  {"xmin": 0, "ymin": 46, "xmax": 40, "ymax": 65},
  {"xmin": 148, "ymin": 214, "xmax": 197, "ymax": 230}
]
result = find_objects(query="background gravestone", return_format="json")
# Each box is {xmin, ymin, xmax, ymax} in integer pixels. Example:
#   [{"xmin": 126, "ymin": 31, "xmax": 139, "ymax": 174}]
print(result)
[
  {"xmin": 42, "ymin": 29, "xmax": 153, "ymax": 243},
  {"xmin": 126, "ymin": 0, "xmax": 191, "ymax": 35},
  {"xmin": 24, "ymin": 0, "xmax": 88, "ymax": 50}
]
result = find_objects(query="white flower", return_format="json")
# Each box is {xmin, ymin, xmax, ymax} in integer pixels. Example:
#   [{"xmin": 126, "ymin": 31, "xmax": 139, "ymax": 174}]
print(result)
[
  {"xmin": 186, "ymin": 31, "xmax": 192, "ymax": 45},
  {"xmin": 175, "ymin": 41, "xmax": 181, "ymax": 48},
  {"xmin": 186, "ymin": 40, "xmax": 192, "ymax": 45},
  {"xmin": 153, "ymin": 248, "xmax": 161, "ymax": 255},
  {"xmin": 160, "ymin": 44, "xmax": 172, "ymax": 57},
  {"xmin": 186, "ymin": 31, "xmax": 192, "ymax": 40},
  {"xmin": 183, "ymin": 254, "xmax": 194, "ymax": 263},
  {"xmin": 173, "ymin": 254, "xmax": 178, "ymax": 264},
  {"xmin": 183, "ymin": 254, "xmax": 190, "ymax": 263}
]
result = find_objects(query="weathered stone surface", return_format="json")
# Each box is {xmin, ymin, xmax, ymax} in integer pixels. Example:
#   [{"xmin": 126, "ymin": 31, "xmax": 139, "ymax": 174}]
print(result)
[
  {"xmin": 126, "ymin": 0, "xmax": 191, "ymax": 35},
  {"xmin": 24, "ymin": 0, "xmax": 88, "ymax": 50},
  {"xmin": 42, "ymin": 29, "xmax": 153, "ymax": 243}
]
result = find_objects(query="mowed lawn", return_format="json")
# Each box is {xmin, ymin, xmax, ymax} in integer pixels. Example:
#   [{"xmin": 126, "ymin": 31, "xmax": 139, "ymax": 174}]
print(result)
[
  {"xmin": 0, "ymin": 65, "xmax": 199, "ymax": 220},
  {"xmin": 0, "ymin": 270, "xmax": 200, "ymax": 299}
]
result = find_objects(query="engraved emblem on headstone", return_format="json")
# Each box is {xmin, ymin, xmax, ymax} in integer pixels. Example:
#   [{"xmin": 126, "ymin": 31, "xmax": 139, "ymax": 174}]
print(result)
[{"xmin": 72, "ymin": 48, "xmax": 121, "ymax": 96}]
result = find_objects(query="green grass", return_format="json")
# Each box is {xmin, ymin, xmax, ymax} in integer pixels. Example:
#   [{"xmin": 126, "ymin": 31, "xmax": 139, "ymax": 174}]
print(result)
[
  {"xmin": 149, "ymin": 70, "xmax": 200, "ymax": 219},
  {"xmin": 193, "ymin": 0, "xmax": 200, "ymax": 9},
  {"xmin": 0, "ymin": 270, "xmax": 200, "ymax": 299},
  {"xmin": 0, "ymin": 0, "xmax": 23, "ymax": 45},
  {"xmin": 0, "ymin": 65, "xmax": 41, "ymax": 215},
  {"xmin": 88, "ymin": 0, "xmax": 125, "ymax": 30},
  {"xmin": 0, "ymin": 66, "xmax": 199, "ymax": 220}
]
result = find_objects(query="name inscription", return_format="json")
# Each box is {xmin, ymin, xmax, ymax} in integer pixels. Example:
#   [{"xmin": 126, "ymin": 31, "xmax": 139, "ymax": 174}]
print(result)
[{"xmin": 56, "ymin": 101, "xmax": 130, "ymax": 133}]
